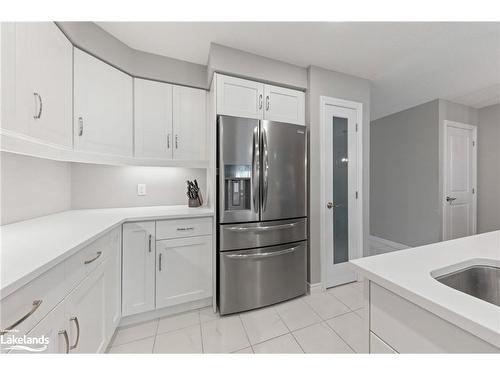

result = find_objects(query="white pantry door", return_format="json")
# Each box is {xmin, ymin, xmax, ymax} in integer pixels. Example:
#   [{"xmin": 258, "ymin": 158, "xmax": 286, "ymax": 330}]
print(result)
[
  {"xmin": 443, "ymin": 121, "xmax": 477, "ymax": 240},
  {"xmin": 323, "ymin": 104, "xmax": 360, "ymax": 288}
]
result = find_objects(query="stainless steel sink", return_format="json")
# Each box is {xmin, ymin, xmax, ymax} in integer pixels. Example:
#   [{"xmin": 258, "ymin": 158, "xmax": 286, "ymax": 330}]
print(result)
[{"xmin": 435, "ymin": 265, "xmax": 500, "ymax": 307}]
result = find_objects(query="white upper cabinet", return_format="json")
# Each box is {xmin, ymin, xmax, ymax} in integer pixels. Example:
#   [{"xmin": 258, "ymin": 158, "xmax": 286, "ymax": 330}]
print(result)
[
  {"xmin": 74, "ymin": 48, "xmax": 133, "ymax": 157},
  {"xmin": 134, "ymin": 78, "xmax": 173, "ymax": 159},
  {"xmin": 216, "ymin": 74, "xmax": 305, "ymax": 125},
  {"xmin": 264, "ymin": 84, "xmax": 305, "ymax": 125},
  {"xmin": 3, "ymin": 22, "xmax": 73, "ymax": 147},
  {"xmin": 216, "ymin": 74, "xmax": 264, "ymax": 120},
  {"xmin": 172, "ymin": 85, "xmax": 207, "ymax": 161}
]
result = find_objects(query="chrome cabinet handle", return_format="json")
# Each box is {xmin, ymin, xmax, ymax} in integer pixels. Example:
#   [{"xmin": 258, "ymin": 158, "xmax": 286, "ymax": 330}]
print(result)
[
  {"xmin": 148, "ymin": 234, "xmax": 152, "ymax": 253},
  {"xmin": 33, "ymin": 92, "xmax": 42, "ymax": 119},
  {"xmin": 69, "ymin": 316, "xmax": 80, "ymax": 350},
  {"xmin": 446, "ymin": 196, "xmax": 457, "ymax": 203},
  {"xmin": 226, "ymin": 246, "xmax": 298, "ymax": 260},
  {"xmin": 1, "ymin": 300, "xmax": 42, "ymax": 334},
  {"xmin": 158, "ymin": 253, "xmax": 163, "ymax": 271},
  {"xmin": 252, "ymin": 126, "xmax": 260, "ymax": 213},
  {"xmin": 84, "ymin": 251, "xmax": 102, "ymax": 265},
  {"xmin": 265, "ymin": 95, "xmax": 270, "ymax": 111},
  {"xmin": 78, "ymin": 117, "xmax": 84, "ymax": 136},
  {"xmin": 262, "ymin": 126, "xmax": 269, "ymax": 211},
  {"xmin": 176, "ymin": 227, "xmax": 194, "ymax": 231},
  {"xmin": 59, "ymin": 329, "xmax": 70, "ymax": 353},
  {"xmin": 259, "ymin": 94, "xmax": 263, "ymax": 109},
  {"xmin": 226, "ymin": 222, "xmax": 297, "ymax": 232},
  {"xmin": 167, "ymin": 134, "xmax": 170, "ymax": 149},
  {"xmin": 175, "ymin": 135, "xmax": 178, "ymax": 149}
]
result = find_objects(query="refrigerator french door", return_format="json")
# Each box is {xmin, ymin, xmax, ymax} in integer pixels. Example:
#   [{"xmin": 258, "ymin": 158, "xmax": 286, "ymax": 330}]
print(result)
[{"xmin": 217, "ymin": 115, "xmax": 307, "ymax": 315}]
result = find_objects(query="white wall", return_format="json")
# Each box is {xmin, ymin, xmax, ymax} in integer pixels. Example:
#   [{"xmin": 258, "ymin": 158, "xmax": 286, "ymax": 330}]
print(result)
[
  {"xmin": 207, "ymin": 43, "xmax": 307, "ymax": 90},
  {"xmin": 71, "ymin": 163, "xmax": 206, "ymax": 209},
  {"xmin": 307, "ymin": 65, "xmax": 371, "ymax": 284},
  {"xmin": 56, "ymin": 22, "xmax": 207, "ymax": 89},
  {"xmin": 477, "ymin": 103, "xmax": 500, "ymax": 233},
  {"xmin": 1, "ymin": 152, "xmax": 71, "ymax": 225}
]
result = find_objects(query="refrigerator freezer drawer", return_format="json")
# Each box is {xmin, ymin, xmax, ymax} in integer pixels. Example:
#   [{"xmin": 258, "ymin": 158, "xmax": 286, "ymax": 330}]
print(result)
[
  {"xmin": 219, "ymin": 218, "xmax": 307, "ymax": 251},
  {"xmin": 219, "ymin": 241, "xmax": 307, "ymax": 315}
]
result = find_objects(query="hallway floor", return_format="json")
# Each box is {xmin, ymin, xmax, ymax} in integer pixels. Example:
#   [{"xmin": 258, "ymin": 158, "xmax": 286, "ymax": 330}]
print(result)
[{"xmin": 107, "ymin": 281, "xmax": 365, "ymax": 353}]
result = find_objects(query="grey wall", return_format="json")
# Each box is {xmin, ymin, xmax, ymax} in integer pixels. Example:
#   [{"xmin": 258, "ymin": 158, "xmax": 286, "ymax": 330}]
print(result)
[
  {"xmin": 207, "ymin": 43, "xmax": 307, "ymax": 90},
  {"xmin": 1, "ymin": 152, "xmax": 71, "ymax": 225},
  {"xmin": 371, "ymin": 99, "xmax": 482, "ymax": 247},
  {"xmin": 71, "ymin": 163, "xmax": 206, "ymax": 209},
  {"xmin": 56, "ymin": 22, "xmax": 207, "ymax": 89},
  {"xmin": 477, "ymin": 103, "xmax": 500, "ymax": 233},
  {"xmin": 307, "ymin": 65, "xmax": 371, "ymax": 284},
  {"xmin": 371, "ymin": 100, "xmax": 441, "ymax": 246}
]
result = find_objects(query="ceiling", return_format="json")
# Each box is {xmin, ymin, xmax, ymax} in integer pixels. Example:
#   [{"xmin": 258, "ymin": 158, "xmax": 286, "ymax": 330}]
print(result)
[{"xmin": 97, "ymin": 22, "xmax": 500, "ymax": 119}]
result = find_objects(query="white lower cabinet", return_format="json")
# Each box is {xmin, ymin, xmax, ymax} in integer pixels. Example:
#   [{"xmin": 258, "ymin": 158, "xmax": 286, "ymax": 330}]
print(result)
[
  {"xmin": 104, "ymin": 228, "xmax": 122, "ymax": 342},
  {"xmin": 65, "ymin": 261, "xmax": 107, "ymax": 353},
  {"xmin": 156, "ymin": 235, "xmax": 212, "ymax": 309},
  {"xmin": 24, "ymin": 302, "xmax": 68, "ymax": 354},
  {"xmin": 122, "ymin": 218, "xmax": 213, "ymax": 317},
  {"xmin": 122, "ymin": 222, "xmax": 156, "ymax": 317}
]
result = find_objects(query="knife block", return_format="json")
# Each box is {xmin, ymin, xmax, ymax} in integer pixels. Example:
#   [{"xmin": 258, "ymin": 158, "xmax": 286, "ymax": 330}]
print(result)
[{"xmin": 188, "ymin": 191, "xmax": 203, "ymax": 207}]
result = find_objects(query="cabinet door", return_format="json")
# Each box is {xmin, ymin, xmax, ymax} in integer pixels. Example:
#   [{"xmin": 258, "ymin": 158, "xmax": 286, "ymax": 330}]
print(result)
[
  {"xmin": 172, "ymin": 85, "xmax": 207, "ymax": 160},
  {"xmin": 74, "ymin": 48, "xmax": 133, "ymax": 156},
  {"xmin": 8, "ymin": 302, "xmax": 68, "ymax": 354},
  {"xmin": 65, "ymin": 262, "xmax": 107, "ymax": 353},
  {"xmin": 156, "ymin": 235, "xmax": 212, "ymax": 309},
  {"xmin": 13, "ymin": 22, "xmax": 73, "ymax": 147},
  {"xmin": 104, "ymin": 228, "xmax": 121, "ymax": 342},
  {"xmin": 264, "ymin": 84, "xmax": 305, "ymax": 125},
  {"xmin": 134, "ymin": 78, "xmax": 173, "ymax": 159},
  {"xmin": 122, "ymin": 222, "xmax": 156, "ymax": 316},
  {"xmin": 216, "ymin": 74, "xmax": 264, "ymax": 119}
]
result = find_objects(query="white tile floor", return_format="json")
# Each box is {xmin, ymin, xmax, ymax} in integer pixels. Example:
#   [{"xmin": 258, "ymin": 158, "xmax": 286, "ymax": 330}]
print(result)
[{"xmin": 107, "ymin": 281, "xmax": 365, "ymax": 354}]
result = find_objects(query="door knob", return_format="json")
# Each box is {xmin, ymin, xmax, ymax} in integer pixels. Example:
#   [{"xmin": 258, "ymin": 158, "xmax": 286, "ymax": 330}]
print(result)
[
  {"xmin": 327, "ymin": 202, "xmax": 334, "ymax": 209},
  {"xmin": 446, "ymin": 196, "xmax": 457, "ymax": 203}
]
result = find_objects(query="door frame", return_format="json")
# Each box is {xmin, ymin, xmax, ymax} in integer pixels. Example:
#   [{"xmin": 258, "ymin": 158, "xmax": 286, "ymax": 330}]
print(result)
[
  {"xmin": 441, "ymin": 120, "xmax": 477, "ymax": 241},
  {"xmin": 319, "ymin": 96, "xmax": 363, "ymax": 291}
]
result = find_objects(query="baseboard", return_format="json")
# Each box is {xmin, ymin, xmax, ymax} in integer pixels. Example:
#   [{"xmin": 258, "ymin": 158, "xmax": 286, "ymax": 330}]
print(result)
[
  {"xmin": 370, "ymin": 235, "xmax": 410, "ymax": 251},
  {"xmin": 119, "ymin": 297, "xmax": 213, "ymax": 327},
  {"xmin": 308, "ymin": 282, "xmax": 323, "ymax": 294}
]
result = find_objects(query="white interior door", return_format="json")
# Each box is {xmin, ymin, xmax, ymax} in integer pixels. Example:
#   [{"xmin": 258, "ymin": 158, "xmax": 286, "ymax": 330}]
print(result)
[
  {"xmin": 443, "ymin": 121, "xmax": 477, "ymax": 240},
  {"xmin": 324, "ymin": 105, "xmax": 360, "ymax": 288}
]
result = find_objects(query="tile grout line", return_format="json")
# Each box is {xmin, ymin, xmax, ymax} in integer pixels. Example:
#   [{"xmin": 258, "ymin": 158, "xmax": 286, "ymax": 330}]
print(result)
[
  {"xmin": 151, "ymin": 318, "xmax": 160, "ymax": 354},
  {"xmin": 238, "ymin": 314, "xmax": 253, "ymax": 351},
  {"xmin": 323, "ymin": 320, "xmax": 357, "ymax": 353},
  {"xmin": 198, "ymin": 309, "xmax": 205, "ymax": 354}
]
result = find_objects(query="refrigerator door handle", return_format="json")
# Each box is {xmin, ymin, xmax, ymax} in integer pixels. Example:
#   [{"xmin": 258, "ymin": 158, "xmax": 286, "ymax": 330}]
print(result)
[
  {"xmin": 262, "ymin": 125, "xmax": 269, "ymax": 211},
  {"xmin": 252, "ymin": 125, "xmax": 260, "ymax": 213}
]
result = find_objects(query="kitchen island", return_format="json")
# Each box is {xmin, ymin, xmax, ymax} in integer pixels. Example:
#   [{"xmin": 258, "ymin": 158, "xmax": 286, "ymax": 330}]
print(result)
[{"xmin": 350, "ymin": 230, "xmax": 500, "ymax": 353}]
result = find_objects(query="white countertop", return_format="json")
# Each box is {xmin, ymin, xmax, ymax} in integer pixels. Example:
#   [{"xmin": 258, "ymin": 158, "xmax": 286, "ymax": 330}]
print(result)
[
  {"xmin": 0, "ymin": 205, "xmax": 214, "ymax": 298},
  {"xmin": 350, "ymin": 230, "xmax": 500, "ymax": 348}
]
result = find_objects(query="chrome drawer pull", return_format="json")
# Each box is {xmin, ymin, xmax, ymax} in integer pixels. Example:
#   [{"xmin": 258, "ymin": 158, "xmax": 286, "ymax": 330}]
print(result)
[
  {"xmin": 226, "ymin": 222, "xmax": 297, "ymax": 232},
  {"xmin": 176, "ymin": 227, "xmax": 194, "ymax": 231},
  {"xmin": 1, "ymin": 300, "xmax": 42, "ymax": 334},
  {"xmin": 226, "ymin": 246, "xmax": 299, "ymax": 260},
  {"xmin": 33, "ymin": 92, "xmax": 42, "ymax": 119},
  {"xmin": 59, "ymin": 329, "xmax": 69, "ymax": 353},
  {"xmin": 69, "ymin": 316, "xmax": 80, "ymax": 350},
  {"xmin": 148, "ymin": 234, "xmax": 152, "ymax": 253},
  {"xmin": 84, "ymin": 251, "xmax": 102, "ymax": 265}
]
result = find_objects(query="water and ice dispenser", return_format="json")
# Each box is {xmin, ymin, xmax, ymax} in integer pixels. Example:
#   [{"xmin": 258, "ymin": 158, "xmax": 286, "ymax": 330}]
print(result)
[{"xmin": 224, "ymin": 165, "xmax": 251, "ymax": 211}]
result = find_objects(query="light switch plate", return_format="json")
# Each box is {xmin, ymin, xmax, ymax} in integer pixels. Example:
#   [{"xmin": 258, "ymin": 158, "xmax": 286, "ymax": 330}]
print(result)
[{"xmin": 137, "ymin": 183, "xmax": 147, "ymax": 196}]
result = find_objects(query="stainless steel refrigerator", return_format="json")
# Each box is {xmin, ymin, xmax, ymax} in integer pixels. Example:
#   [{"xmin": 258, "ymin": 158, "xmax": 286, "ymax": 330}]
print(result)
[{"xmin": 217, "ymin": 115, "xmax": 307, "ymax": 315}]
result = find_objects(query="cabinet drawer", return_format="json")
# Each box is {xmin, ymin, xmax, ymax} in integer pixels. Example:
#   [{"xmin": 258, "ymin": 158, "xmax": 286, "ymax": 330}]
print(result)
[
  {"xmin": 156, "ymin": 217, "xmax": 212, "ymax": 240},
  {"xmin": 64, "ymin": 231, "xmax": 111, "ymax": 291},
  {"xmin": 0, "ymin": 261, "xmax": 67, "ymax": 341}
]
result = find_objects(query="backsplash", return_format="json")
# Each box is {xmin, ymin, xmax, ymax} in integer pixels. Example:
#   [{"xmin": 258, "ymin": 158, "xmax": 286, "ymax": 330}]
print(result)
[
  {"xmin": 71, "ymin": 163, "xmax": 207, "ymax": 209},
  {"xmin": 1, "ymin": 152, "xmax": 72, "ymax": 225}
]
